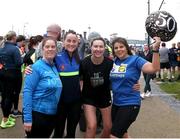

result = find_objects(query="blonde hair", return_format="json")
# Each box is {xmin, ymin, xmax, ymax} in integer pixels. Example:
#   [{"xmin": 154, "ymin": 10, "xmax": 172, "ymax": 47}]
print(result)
[
  {"xmin": 5, "ymin": 31, "xmax": 16, "ymax": 41},
  {"xmin": 0, "ymin": 31, "xmax": 17, "ymax": 48}
]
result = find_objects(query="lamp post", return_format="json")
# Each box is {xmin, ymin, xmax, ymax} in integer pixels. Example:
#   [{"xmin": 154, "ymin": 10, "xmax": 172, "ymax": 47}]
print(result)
[
  {"xmin": 23, "ymin": 22, "xmax": 28, "ymax": 36},
  {"xmin": 11, "ymin": 25, "xmax": 14, "ymax": 31},
  {"xmin": 88, "ymin": 25, "xmax": 91, "ymax": 34}
]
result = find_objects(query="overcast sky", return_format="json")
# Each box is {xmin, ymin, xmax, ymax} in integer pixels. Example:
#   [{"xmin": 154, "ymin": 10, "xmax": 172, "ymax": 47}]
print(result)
[{"xmin": 0, "ymin": 0, "xmax": 179, "ymax": 45}]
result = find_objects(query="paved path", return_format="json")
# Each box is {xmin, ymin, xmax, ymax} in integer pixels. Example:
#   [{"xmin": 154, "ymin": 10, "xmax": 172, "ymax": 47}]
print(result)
[
  {"xmin": 0, "ymin": 77, "xmax": 180, "ymax": 138},
  {"xmin": 128, "ymin": 78, "xmax": 180, "ymax": 138}
]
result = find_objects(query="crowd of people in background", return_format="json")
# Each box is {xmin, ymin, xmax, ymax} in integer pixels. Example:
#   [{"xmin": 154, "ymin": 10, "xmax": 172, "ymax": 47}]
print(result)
[
  {"xmin": 138, "ymin": 41, "xmax": 180, "ymax": 99},
  {"xmin": 0, "ymin": 23, "xmax": 180, "ymax": 138}
]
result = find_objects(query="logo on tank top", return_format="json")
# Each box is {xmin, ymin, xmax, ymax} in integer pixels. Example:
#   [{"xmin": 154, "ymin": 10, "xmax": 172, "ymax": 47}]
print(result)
[
  {"xmin": 90, "ymin": 72, "xmax": 104, "ymax": 87},
  {"xmin": 110, "ymin": 63, "xmax": 127, "ymax": 78},
  {"xmin": 118, "ymin": 64, "xmax": 127, "ymax": 73}
]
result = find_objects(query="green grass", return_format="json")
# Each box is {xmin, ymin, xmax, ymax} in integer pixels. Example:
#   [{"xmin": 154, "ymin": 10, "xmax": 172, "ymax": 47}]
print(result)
[
  {"xmin": 157, "ymin": 72, "xmax": 180, "ymax": 100},
  {"xmin": 159, "ymin": 81, "xmax": 180, "ymax": 100}
]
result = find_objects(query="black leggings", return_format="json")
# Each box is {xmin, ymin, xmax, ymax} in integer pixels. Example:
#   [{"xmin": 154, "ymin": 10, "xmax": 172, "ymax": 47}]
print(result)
[
  {"xmin": 25, "ymin": 111, "xmax": 56, "ymax": 138},
  {"xmin": 13, "ymin": 70, "xmax": 22, "ymax": 110},
  {"xmin": 111, "ymin": 105, "xmax": 140, "ymax": 138},
  {"xmin": 0, "ymin": 69, "xmax": 16, "ymax": 117},
  {"xmin": 53, "ymin": 100, "xmax": 82, "ymax": 138}
]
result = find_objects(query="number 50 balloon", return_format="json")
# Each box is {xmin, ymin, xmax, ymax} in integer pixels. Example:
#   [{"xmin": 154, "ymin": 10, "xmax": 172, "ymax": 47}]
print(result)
[{"xmin": 145, "ymin": 11, "xmax": 177, "ymax": 42}]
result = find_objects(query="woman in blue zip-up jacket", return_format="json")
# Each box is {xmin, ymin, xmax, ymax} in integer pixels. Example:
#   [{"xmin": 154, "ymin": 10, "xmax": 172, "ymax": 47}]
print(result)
[
  {"xmin": 53, "ymin": 30, "xmax": 82, "ymax": 138},
  {"xmin": 23, "ymin": 38, "xmax": 62, "ymax": 138}
]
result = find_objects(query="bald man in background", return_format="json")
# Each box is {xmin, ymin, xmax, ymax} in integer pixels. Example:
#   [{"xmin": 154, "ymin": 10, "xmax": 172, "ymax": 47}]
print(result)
[{"xmin": 35, "ymin": 24, "xmax": 63, "ymax": 60}]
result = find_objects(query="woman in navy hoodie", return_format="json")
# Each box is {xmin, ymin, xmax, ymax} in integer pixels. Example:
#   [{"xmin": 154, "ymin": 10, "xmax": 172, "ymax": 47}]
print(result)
[
  {"xmin": 0, "ymin": 31, "xmax": 22, "ymax": 128},
  {"xmin": 53, "ymin": 30, "xmax": 82, "ymax": 138}
]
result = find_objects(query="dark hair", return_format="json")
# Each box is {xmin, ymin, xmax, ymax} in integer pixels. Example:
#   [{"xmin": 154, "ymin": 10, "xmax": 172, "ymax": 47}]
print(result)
[
  {"xmin": 41, "ymin": 37, "xmax": 57, "ymax": 48},
  {"xmin": 90, "ymin": 37, "xmax": 106, "ymax": 47},
  {"xmin": 35, "ymin": 35, "xmax": 44, "ymax": 43},
  {"xmin": 104, "ymin": 38, "xmax": 111, "ymax": 46},
  {"xmin": 63, "ymin": 29, "xmax": 80, "ymax": 64},
  {"xmin": 16, "ymin": 35, "xmax": 26, "ymax": 43},
  {"xmin": 161, "ymin": 42, "xmax": 166, "ymax": 47},
  {"xmin": 112, "ymin": 37, "xmax": 132, "ymax": 56},
  {"xmin": 28, "ymin": 36, "xmax": 38, "ymax": 50},
  {"xmin": 63, "ymin": 29, "xmax": 77, "ymax": 40}
]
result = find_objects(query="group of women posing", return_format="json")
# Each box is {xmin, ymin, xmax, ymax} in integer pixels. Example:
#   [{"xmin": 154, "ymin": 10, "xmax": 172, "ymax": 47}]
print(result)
[{"xmin": 23, "ymin": 30, "xmax": 161, "ymax": 138}]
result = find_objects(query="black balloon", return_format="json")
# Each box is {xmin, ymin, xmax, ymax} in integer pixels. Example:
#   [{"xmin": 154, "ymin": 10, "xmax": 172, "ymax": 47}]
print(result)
[{"xmin": 145, "ymin": 11, "xmax": 177, "ymax": 42}]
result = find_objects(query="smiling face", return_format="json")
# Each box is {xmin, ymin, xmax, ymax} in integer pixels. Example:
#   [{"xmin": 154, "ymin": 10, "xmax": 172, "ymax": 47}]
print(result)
[
  {"xmin": 63, "ymin": 33, "xmax": 78, "ymax": 54},
  {"xmin": 113, "ymin": 42, "xmax": 128, "ymax": 59},
  {"xmin": 112, "ymin": 37, "xmax": 132, "ymax": 59},
  {"xmin": 91, "ymin": 39, "xmax": 105, "ymax": 58},
  {"xmin": 42, "ymin": 39, "xmax": 57, "ymax": 61}
]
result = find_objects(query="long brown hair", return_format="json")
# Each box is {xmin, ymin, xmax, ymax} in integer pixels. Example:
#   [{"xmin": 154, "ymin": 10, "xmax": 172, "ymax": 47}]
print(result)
[{"xmin": 111, "ymin": 37, "xmax": 132, "ymax": 56}]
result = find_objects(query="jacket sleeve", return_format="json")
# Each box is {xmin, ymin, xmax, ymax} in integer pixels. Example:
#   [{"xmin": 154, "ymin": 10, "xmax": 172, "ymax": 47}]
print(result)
[
  {"xmin": 22, "ymin": 66, "xmax": 40, "ymax": 123},
  {"xmin": 13, "ymin": 47, "xmax": 23, "ymax": 67}
]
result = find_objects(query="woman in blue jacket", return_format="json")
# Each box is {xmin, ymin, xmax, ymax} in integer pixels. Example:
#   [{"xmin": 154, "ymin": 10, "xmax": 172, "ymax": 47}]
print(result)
[
  {"xmin": 109, "ymin": 37, "xmax": 161, "ymax": 138},
  {"xmin": 23, "ymin": 37, "xmax": 62, "ymax": 138}
]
